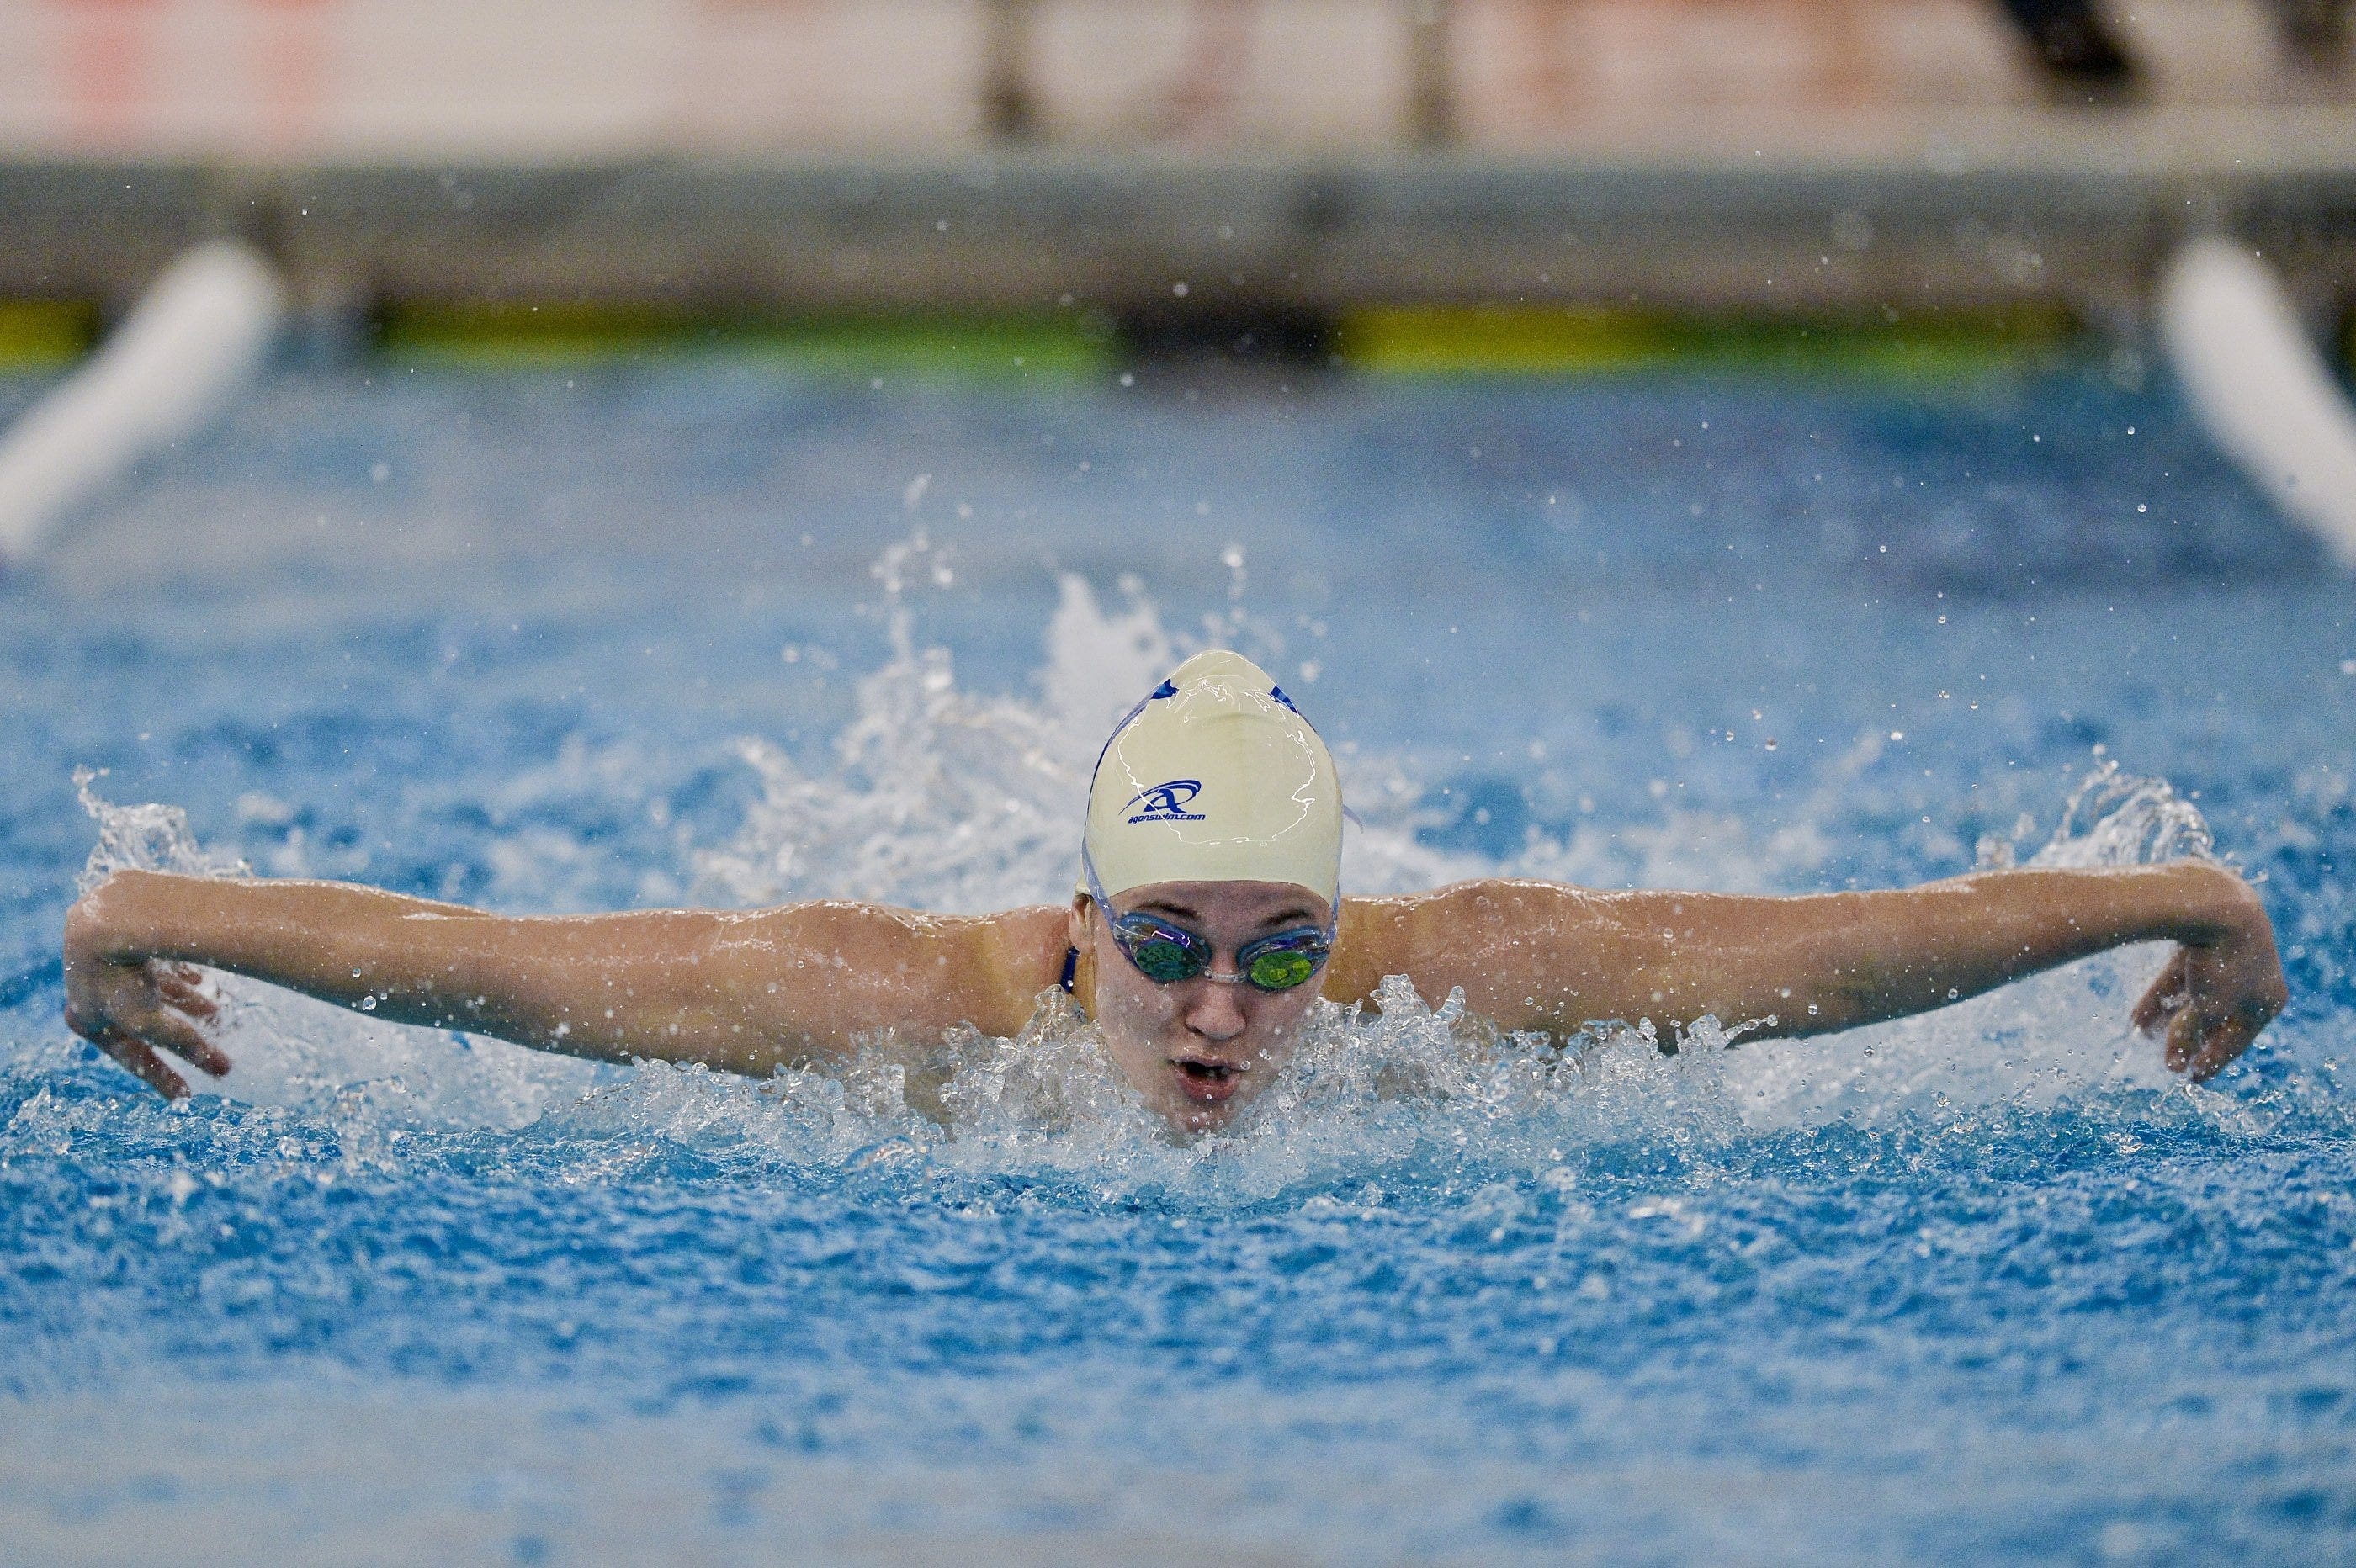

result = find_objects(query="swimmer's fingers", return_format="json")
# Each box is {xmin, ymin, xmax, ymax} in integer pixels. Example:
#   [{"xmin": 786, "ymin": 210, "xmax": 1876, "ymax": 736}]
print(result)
[
  {"xmin": 2131, "ymin": 950, "xmax": 2188, "ymax": 1034},
  {"xmin": 146, "ymin": 1006, "xmax": 232, "ymax": 1078},
  {"xmin": 2187, "ymin": 1006, "xmax": 2268, "ymax": 1084},
  {"xmin": 2162, "ymin": 1001, "xmax": 2255, "ymax": 1082},
  {"xmin": 2160, "ymin": 1006, "xmax": 2204, "ymax": 1076},
  {"xmin": 129, "ymin": 958, "xmax": 229, "ymax": 1072},
  {"xmin": 2170, "ymin": 922, "xmax": 2286, "ymax": 1083},
  {"xmin": 88, "ymin": 1026, "xmax": 191, "ymax": 1100},
  {"xmin": 67, "ymin": 967, "xmax": 231, "ymax": 1089},
  {"xmin": 2159, "ymin": 972, "xmax": 2277, "ymax": 1083},
  {"xmin": 156, "ymin": 967, "xmax": 220, "ymax": 1021}
]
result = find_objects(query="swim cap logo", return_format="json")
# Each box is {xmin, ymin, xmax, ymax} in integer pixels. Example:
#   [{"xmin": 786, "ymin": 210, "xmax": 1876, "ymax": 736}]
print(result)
[{"xmin": 1124, "ymin": 779, "xmax": 1207, "ymax": 824}]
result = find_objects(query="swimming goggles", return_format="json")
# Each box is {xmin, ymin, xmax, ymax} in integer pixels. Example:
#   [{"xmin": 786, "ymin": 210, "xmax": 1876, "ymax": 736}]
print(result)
[{"xmin": 1081, "ymin": 850, "xmax": 1335, "ymax": 993}]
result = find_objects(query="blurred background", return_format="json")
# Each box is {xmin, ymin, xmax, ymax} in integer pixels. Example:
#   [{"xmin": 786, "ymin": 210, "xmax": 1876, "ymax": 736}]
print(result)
[
  {"xmin": 1, "ymin": 0, "xmax": 2351, "ymax": 368},
  {"xmin": 7, "ymin": 13, "xmax": 2356, "ymax": 1562}
]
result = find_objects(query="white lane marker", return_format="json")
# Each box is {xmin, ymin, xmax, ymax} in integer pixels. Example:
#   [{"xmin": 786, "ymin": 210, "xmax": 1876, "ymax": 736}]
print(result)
[
  {"xmin": 0, "ymin": 239, "xmax": 289, "ymax": 565},
  {"xmin": 2159, "ymin": 236, "xmax": 2356, "ymax": 569}
]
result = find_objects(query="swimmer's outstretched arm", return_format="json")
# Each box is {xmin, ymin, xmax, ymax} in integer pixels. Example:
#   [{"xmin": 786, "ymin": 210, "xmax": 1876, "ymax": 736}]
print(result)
[
  {"xmin": 61, "ymin": 870, "xmax": 1069, "ymax": 1099},
  {"xmin": 1349, "ymin": 861, "xmax": 2284, "ymax": 1083}
]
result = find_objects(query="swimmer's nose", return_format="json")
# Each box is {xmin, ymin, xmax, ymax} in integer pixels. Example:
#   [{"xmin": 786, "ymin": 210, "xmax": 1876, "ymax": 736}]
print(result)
[{"xmin": 1184, "ymin": 980, "xmax": 1248, "ymax": 1041}]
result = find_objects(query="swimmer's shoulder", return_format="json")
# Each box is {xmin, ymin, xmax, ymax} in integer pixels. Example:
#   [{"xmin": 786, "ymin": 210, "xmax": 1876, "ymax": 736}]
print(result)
[
  {"xmin": 1327, "ymin": 887, "xmax": 1476, "ymax": 1003},
  {"xmin": 966, "ymin": 903, "xmax": 1073, "ymax": 1031}
]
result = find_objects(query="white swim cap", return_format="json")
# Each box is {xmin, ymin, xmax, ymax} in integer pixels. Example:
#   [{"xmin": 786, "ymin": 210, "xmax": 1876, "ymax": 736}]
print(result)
[{"xmin": 1081, "ymin": 649, "xmax": 1344, "ymax": 912}]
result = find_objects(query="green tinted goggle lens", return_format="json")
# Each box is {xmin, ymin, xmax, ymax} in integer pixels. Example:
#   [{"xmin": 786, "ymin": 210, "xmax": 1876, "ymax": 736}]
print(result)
[
  {"xmin": 1245, "ymin": 947, "xmax": 1319, "ymax": 991},
  {"xmin": 1129, "ymin": 938, "xmax": 1201, "ymax": 983}
]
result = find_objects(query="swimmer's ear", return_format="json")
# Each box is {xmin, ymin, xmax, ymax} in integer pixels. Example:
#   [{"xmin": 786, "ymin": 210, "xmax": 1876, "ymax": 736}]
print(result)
[{"xmin": 1067, "ymin": 894, "xmax": 1093, "ymax": 950}]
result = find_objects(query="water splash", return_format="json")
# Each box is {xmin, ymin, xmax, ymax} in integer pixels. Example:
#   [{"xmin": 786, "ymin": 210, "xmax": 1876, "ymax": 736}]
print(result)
[
  {"xmin": 73, "ymin": 766, "xmax": 248, "ymax": 894},
  {"xmin": 2034, "ymin": 754, "xmax": 2215, "ymax": 870},
  {"xmin": 692, "ymin": 564, "xmax": 1171, "ymax": 914}
]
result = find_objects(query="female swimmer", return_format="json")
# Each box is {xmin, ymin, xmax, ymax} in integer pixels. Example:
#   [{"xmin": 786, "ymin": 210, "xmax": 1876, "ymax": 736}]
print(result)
[{"xmin": 62, "ymin": 650, "xmax": 2286, "ymax": 1134}]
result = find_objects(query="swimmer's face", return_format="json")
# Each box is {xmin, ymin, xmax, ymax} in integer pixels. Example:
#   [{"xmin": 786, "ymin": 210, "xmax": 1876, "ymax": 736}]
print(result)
[{"xmin": 1070, "ymin": 879, "xmax": 1331, "ymax": 1136}]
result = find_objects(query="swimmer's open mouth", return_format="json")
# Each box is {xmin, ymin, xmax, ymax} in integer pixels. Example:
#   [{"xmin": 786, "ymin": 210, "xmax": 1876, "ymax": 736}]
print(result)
[{"xmin": 1170, "ymin": 1054, "xmax": 1247, "ymax": 1102}]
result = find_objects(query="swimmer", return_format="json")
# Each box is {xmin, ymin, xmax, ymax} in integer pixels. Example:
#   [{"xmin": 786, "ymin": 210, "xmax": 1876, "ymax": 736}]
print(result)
[{"xmin": 61, "ymin": 650, "xmax": 2285, "ymax": 1134}]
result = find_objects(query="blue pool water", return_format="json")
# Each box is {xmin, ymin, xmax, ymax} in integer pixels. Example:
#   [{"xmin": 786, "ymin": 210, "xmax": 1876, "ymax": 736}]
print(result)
[{"xmin": 2, "ymin": 358, "xmax": 2352, "ymax": 1562}]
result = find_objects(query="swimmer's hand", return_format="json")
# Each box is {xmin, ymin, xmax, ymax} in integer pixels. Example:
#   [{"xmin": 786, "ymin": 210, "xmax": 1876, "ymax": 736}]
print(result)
[
  {"xmin": 2130, "ymin": 871, "xmax": 2287, "ymax": 1084},
  {"xmin": 63, "ymin": 896, "xmax": 231, "ymax": 1099}
]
